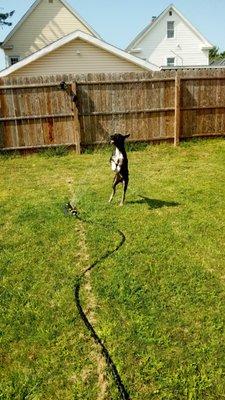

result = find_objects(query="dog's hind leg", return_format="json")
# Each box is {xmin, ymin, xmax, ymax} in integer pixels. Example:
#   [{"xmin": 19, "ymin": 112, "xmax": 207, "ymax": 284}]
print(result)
[
  {"xmin": 109, "ymin": 174, "xmax": 121, "ymax": 203},
  {"xmin": 109, "ymin": 176, "xmax": 117, "ymax": 203},
  {"xmin": 120, "ymin": 179, "xmax": 128, "ymax": 206}
]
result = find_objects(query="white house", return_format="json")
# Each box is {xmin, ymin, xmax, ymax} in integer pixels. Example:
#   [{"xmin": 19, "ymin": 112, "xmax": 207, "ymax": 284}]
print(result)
[{"xmin": 126, "ymin": 4, "xmax": 213, "ymax": 67}]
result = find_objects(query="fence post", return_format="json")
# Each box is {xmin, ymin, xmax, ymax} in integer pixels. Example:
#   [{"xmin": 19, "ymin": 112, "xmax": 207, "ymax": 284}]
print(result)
[
  {"xmin": 174, "ymin": 75, "xmax": 181, "ymax": 146},
  {"xmin": 71, "ymin": 82, "xmax": 81, "ymax": 154},
  {"xmin": 0, "ymin": 85, "xmax": 3, "ymax": 149}
]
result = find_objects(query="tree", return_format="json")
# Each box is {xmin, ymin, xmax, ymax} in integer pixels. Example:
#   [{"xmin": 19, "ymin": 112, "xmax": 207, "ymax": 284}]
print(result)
[
  {"xmin": 209, "ymin": 46, "xmax": 225, "ymax": 61},
  {"xmin": 0, "ymin": 10, "xmax": 15, "ymax": 27}
]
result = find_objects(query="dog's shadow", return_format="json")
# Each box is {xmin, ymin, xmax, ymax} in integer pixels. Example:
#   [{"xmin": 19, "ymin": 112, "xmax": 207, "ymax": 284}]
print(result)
[{"xmin": 128, "ymin": 195, "xmax": 179, "ymax": 210}]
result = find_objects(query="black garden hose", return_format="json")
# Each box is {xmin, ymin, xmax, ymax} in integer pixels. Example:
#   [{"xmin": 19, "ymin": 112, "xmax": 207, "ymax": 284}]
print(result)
[{"xmin": 65, "ymin": 202, "xmax": 131, "ymax": 400}]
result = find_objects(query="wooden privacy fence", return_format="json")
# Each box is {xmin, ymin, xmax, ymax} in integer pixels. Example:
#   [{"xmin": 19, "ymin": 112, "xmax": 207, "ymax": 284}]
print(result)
[
  {"xmin": 0, "ymin": 69, "xmax": 225, "ymax": 152},
  {"xmin": 0, "ymin": 75, "xmax": 81, "ymax": 152},
  {"xmin": 76, "ymin": 69, "xmax": 225, "ymax": 147}
]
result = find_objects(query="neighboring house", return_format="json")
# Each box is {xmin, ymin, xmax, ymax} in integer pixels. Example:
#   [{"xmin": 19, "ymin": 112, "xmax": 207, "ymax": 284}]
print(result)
[
  {"xmin": 0, "ymin": 0, "xmax": 100, "ymax": 67},
  {"xmin": 126, "ymin": 4, "xmax": 213, "ymax": 68},
  {"xmin": 0, "ymin": 30, "xmax": 159, "ymax": 77}
]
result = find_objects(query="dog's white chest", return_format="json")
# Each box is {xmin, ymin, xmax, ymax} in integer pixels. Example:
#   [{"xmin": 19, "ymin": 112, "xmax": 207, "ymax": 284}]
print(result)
[{"xmin": 111, "ymin": 148, "xmax": 123, "ymax": 172}]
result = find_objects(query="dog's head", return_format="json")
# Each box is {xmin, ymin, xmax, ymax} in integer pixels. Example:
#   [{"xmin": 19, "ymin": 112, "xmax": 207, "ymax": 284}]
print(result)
[{"xmin": 109, "ymin": 133, "xmax": 130, "ymax": 147}]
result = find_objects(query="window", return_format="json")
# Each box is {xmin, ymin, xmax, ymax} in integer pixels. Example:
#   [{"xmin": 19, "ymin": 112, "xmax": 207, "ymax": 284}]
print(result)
[
  {"xmin": 167, "ymin": 57, "xmax": 175, "ymax": 67},
  {"xmin": 167, "ymin": 21, "xmax": 174, "ymax": 38},
  {"xmin": 49, "ymin": 0, "xmax": 53, "ymax": 3},
  {"xmin": 9, "ymin": 56, "xmax": 20, "ymax": 66}
]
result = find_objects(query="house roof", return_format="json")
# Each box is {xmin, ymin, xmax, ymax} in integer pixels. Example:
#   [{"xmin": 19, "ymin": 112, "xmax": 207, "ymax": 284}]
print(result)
[
  {"xmin": 210, "ymin": 58, "xmax": 225, "ymax": 66},
  {"xmin": 126, "ymin": 4, "xmax": 213, "ymax": 51},
  {"xmin": 1, "ymin": 0, "xmax": 101, "ymax": 46},
  {"xmin": 0, "ymin": 30, "xmax": 160, "ymax": 77}
]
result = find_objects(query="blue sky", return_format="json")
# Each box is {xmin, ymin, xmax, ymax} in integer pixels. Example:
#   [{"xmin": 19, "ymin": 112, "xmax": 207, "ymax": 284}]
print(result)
[{"xmin": 0, "ymin": 0, "xmax": 225, "ymax": 70}]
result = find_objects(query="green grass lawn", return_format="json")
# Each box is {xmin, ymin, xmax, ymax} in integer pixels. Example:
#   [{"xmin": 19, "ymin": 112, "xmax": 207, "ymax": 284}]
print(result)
[{"xmin": 1, "ymin": 139, "xmax": 225, "ymax": 400}]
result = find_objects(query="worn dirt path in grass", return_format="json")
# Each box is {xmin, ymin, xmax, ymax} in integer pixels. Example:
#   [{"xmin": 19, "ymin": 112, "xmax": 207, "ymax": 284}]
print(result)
[{"xmin": 68, "ymin": 179, "xmax": 108, "ymax": 399}]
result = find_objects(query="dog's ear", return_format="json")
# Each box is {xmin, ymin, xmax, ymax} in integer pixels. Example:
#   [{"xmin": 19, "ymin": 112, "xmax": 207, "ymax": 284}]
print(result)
[{"xmin": 125, "ymin": 134, "xmax": 130, "ymax": 139}]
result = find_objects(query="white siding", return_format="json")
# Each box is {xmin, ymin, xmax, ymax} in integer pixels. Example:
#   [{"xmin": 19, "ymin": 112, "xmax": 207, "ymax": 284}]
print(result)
[
  {"xmin": 4, "ymin": 0, "xmax": 93, "ymax": 62},
  {"xmin": 130, "ymin": 9, "xmax": 209, "ymax": 66},
  {"xmin": 10, "ymin": 38, "xmax": 144, "ymax": 76}
]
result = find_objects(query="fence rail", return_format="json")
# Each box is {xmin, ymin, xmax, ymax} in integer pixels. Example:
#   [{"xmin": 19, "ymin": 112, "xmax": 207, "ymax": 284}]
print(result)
[{"xmin": 0, "ymin": 69, "xmax": 225, "ymax": 151}]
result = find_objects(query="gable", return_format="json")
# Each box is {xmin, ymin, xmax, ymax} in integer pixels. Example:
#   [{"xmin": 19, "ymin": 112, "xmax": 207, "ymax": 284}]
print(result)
[
  {"xmin": 127, "ymin": 5, "xmax": 213, "ymax": 52},
  {"xmin": 2, "ymin": 0, "xmax": 99, "ymax": 59},
  {"xmin": 8, "ymin": 37, "xmax": 147, "ymax": 76},
  {"xmin": 136, "ymin": 9, "xmax": 206, "ymax": 56},
  {"xmin": 0, "ymin": 30, "xmax": 159, "ymax": 77}
]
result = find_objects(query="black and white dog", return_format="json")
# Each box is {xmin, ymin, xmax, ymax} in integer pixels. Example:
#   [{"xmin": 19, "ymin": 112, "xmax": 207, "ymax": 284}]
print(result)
[{"xmin": 109, "ymin": 133, "xmax": 130, "ymax": 206}]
